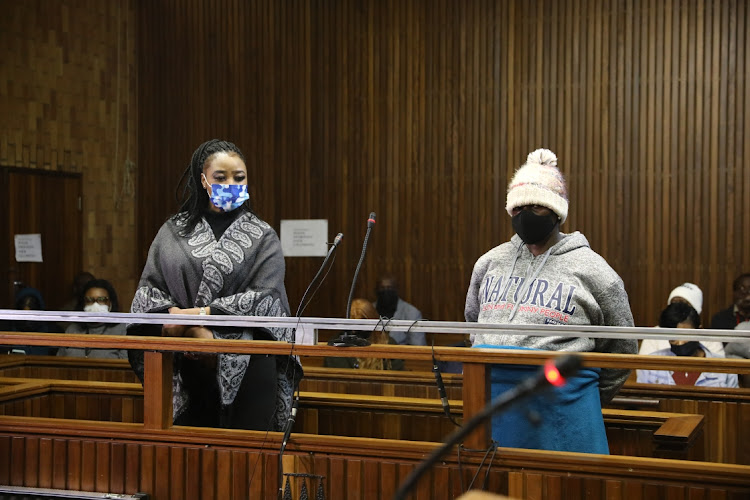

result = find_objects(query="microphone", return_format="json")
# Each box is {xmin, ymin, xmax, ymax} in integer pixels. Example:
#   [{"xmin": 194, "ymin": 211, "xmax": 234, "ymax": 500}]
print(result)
[
  {"xmin": 433, "ymin": 359, "xmax": 461, "ymax": 427},
  {"xmin": 280, "ymin": 232, "xmax": 342, "ymax": 498},
  {"xmin": 280, "ymin": 398, "xmax": 298, "ymax": 455},
  {"xmin": 432, "ymin": 342, "xmax": 460, "ymax": 427},
  {"xmin": 278, "ymin": 398, "xmax": 299, "ymax": 499},
  {"xmin": 328, "ymin": 212, "xmax": 376, "ymax": 347},
  {"xmin": 393, "ymin": 354, "xmax": 582, "ymax": 500},
  {"xmin": 294, "ymin": 232, "xmax": 344, "ymax": 317}
]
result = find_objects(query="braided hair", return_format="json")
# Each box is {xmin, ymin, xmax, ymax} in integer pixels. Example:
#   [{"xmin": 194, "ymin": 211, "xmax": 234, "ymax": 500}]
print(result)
[{"xmin": 174, "ymin": 139, "xmax": 254, "ymax": 235}]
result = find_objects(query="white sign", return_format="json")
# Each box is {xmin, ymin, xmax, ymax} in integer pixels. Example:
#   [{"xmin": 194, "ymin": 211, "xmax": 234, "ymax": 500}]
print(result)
[
  {"xmin": 15, "ymin": 234, "xmax": 43, "ymax": 262},
  {"xmin": 280, "ymin": 219, "xmax": 328, "ymax": 257}
]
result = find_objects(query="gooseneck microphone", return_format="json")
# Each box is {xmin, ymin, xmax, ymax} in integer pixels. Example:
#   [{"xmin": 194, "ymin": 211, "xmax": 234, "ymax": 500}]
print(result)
[
  {"xmin": 329, "ymin": 212, "xmax": 376, "ymax": 347},
  {"xmin": 393, "ymin": 354, "xmax": 582, "ymax": 500},
  {"xmin": 346, "ymin": 212, "xmax": 375, "ymax": 319},
  {"xmin": 279, "ymin": 232, "xmax": 343, "ymax": 499}
]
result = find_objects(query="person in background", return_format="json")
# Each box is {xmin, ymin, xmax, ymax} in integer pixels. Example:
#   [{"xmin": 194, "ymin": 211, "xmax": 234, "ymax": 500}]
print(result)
[
  {"xmin": 725, "ymin": 321, "xmax": 750, "ymax": 388},
  {"xmin": 61, "ymin": 271, "xmax": 96, "ymax": 311},
  {"xmin": 710, "ymin": 273, "xmax": 750, "ymax": 330},
  {"xmin": 465, "ymin": 148, "xmax": 637, "ymax": 454},
  {"xmin": 324, "ymin": 298, "xmax": 404, "ymax": 370},
  {"xmin": 639, "ymin": 283, "xmax": 716, "ymax": 355},
  {"xmin": 58, "ymin": 271, "xmax": 96, "ymax": 331},
  {"xmin": 57, "ymin": 279, "xmax": 126, "ymax": 359},
  {"xmin": 127, "ymin": 139, "xmax": 301, "ymax": 431},
  {"xmin": 2, "ymin": 287, "xmax": 58, "ymax": 355},
  {"xmin": 637, "ymin": 302, "xmax": 738, "ymax": 387},
  {"xmin": 374, "ymin": 274, "xmax": 425, "ymax": 346}
]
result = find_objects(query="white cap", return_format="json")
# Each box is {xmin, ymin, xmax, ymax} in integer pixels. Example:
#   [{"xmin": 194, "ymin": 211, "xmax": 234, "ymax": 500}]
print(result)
[{"xmin": 667, "ymin": 283, "xmax": 703, "ymax": 315}]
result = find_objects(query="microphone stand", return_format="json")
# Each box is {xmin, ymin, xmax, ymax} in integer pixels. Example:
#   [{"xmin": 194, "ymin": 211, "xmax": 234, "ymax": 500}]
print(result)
[
  {"xmin": 393, "ymin": 355, "xmax": 582, "ymax": 500},
  {"xmin": 278, "ymin": 233, "xmax": 343, "ymax": 500},
  {"xmin": 328, "ymin": 212, "xmax": 376, "ymax": 347}
]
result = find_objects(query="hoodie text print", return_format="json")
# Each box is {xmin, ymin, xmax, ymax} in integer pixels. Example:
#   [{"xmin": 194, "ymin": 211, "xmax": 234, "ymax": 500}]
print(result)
[{"xmin": 465, "ymin": 231, "xmax": 637, "ymax": 403}]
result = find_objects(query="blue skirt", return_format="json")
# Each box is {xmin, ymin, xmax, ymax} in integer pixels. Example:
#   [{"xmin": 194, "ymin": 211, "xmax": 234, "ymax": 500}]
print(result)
[{"xmin": 474, "ymin": 344, "xmax": 609, "ymax": 454}]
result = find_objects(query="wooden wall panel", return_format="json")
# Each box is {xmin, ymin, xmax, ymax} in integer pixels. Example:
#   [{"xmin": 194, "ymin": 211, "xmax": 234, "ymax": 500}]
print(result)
[
  {"xmin": 0, "ymin": 0, "xmax": 139, "ymax": 308},
  {"xmin": 1, "ymin": 431, "xmax": 749, "ymax": 500},
  {"xmin": 137, "ymin": 0, "xmax": 750, "ymax": 326}
]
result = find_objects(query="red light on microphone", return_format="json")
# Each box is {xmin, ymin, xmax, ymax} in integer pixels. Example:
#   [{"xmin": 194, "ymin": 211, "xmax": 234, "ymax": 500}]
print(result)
[{"xmin": 544, "ymin": 359, "xmax": 566, "ymax": 387}]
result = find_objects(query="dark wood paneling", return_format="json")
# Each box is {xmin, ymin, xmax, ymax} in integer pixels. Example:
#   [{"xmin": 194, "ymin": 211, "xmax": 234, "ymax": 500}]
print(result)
[
  {"xmin": 0, "ymin": 1, "xmax": 140, "ymax": 307},
  {"xmin": 0, "ymin": 428, "xmax": 749, "ymax": 500},
  {"xmin": 1, "ymin": 168, "xmax": 82, "ymax": 310},
  {"xmin": 137, "ymin": 0, "xmax": 750, "ymax": 326}
]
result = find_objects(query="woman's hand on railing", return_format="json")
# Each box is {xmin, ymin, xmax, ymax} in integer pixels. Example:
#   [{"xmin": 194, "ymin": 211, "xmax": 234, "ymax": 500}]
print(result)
[{"xmin": 162, "ymin": 306, "xmax": 210, "ymax": 337}]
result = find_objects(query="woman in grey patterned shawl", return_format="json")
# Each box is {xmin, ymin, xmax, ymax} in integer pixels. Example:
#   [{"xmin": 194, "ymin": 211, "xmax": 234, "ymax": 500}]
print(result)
[{"xmin": 128, "ymin": 139, "xmax": 301, "ymax": 431}]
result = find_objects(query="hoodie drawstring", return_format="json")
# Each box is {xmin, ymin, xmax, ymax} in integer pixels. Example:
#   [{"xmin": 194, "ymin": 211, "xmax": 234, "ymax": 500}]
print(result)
[{"xmin": 507, "ymin": 247, "xmax": 553, "ymax": 322}]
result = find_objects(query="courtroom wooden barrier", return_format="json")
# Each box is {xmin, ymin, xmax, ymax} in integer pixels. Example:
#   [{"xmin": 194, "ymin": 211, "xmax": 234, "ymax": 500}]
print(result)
[
  {"xmin": 295, "ymin": 391, "xmax": 704, "ymax": 460},
  {"xmin": 299, "ymin": 365, "xmax": 464, "ymax": 400},
  {"xmin": 616, "ymin": 383, "xmax": 750, "ymax": 466},
  {"xmin": 0, "ymin": 418, "xmax": 747, "ymax": 500},
  {"xmin": 0, "ymin": 377, "xmax": 143, "ymax": 423},
  {"xmin": 0, "ymin": 377, "xmax": 703, "ymax": 461},
  {"xmin": 0, "ymin": 355, "xmax": 137, "ymax": 383},
  {"xmin": 0, "ymin": 331, "xmax": 748, "ymax": 500},
  {"xmin": 301, "ymin": 365, "xmax": 750, "ymax": 465},
  {"xmin": 1, "ymin": 354, "xmax": 745, "ymax": 462}
]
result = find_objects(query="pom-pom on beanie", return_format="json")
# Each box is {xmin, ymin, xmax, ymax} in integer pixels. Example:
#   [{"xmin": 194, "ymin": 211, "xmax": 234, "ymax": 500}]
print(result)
[{"xmin": 505, "ymin": 148, "xmax": 569, "ymax": 223}]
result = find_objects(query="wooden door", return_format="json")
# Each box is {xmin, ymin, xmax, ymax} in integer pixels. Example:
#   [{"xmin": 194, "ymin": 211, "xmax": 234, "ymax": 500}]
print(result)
[{"xmin": 0, "ymin": 168, "xmax": 83, "ymax": 311}]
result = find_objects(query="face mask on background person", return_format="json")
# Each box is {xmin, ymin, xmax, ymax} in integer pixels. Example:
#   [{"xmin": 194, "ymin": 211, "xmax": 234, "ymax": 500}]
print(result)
[
  {"xmin": 84, "ymin": 303, "xmax": 110, "ymax": 313},
  {"xmin": 203, "ymin": 174, "xmax": 250, "ymax": 212},
  {"xmin": 670, "ymin": 341, "xmax": 701, "ymax": 357},
  {"xmin": 376, "ymin": 289, "xmax": 399, "ymax": 318},
  {"xmin": 511, "ymin": 209, "xmax": 558, "ymax": 244}
]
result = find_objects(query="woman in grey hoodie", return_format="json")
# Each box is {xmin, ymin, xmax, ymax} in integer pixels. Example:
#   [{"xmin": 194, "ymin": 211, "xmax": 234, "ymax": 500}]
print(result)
[{"xmin": 465, "ymin": 148, "xmax": 637, "ymax": 454}]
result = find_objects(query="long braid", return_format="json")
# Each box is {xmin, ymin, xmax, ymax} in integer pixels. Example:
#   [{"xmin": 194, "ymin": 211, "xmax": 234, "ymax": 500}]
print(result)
[{"xmin": 174, "ymin": 139, "xmax": 252, "ymax": 235}]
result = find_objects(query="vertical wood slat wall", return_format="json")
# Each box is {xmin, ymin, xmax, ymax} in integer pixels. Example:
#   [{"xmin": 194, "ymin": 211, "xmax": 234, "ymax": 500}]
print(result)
[
  {"xmin": 138, "ymin": 0, "xmax": 750, "ymax": 326},
  {"xmin": 0, "ymin": 0, "xmax": 139, "ymax": 308},
  {"xmin": 2, "ymin": 435, "xmax": 748, "ymax": 500}
]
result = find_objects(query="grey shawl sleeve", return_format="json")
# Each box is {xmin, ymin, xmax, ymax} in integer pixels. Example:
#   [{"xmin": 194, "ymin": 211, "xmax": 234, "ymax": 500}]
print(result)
[
  {"xmin": 593, "ymin": 279, "xmax": 637, "ymax": 403},
  {"xmin": 127, "ymin": 224, "xmax": 180, "ymax": 385}
]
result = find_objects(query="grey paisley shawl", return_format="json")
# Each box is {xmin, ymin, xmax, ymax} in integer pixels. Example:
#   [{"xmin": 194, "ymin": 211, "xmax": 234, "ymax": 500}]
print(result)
[{"xmin": 128, "ymin": 211, "xmax": 301, "ymax": 430}]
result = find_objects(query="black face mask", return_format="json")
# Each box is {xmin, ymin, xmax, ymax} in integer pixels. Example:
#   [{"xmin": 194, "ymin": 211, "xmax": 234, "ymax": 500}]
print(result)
[
  {"xmin": 670, "ymin": 341, "xmax": 701, "ymax": 357},
  {"xmin": 511, "ymin": 210, "xmax": 558, "ymax": 244},
  {"xmin": 376, "ymin": 289, "xmax": 399, "ymax": 318}
]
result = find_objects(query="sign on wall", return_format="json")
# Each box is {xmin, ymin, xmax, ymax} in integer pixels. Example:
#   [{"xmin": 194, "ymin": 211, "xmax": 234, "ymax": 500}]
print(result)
[
  {"xmin": 280, "ymin": 220, "xmax": 328, "ymax": 257},
  {"xmin": 14, "ymin": 234, "xmax": 43, "ymax": 262}
]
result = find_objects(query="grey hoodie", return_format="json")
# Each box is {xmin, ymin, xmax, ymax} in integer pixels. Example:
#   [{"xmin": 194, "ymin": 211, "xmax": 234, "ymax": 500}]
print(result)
[{"xmin": 465, "ymin": 231, "xmax": 637, "ymax": 403}]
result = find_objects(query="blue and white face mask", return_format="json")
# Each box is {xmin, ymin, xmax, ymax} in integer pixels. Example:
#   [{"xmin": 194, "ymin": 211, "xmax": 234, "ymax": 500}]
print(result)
[{"xmin": 203, "ymin": 175, "xmax": 250, "ymax": 212}]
